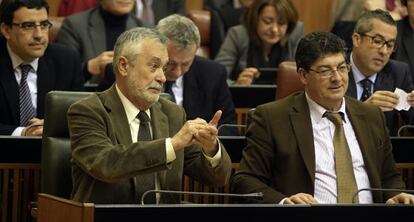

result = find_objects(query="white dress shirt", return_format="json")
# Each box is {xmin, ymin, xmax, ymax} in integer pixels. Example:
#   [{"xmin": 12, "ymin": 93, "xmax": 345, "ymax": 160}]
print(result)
[
  {"xmin": 7, "ymin": 43, "xmax": 39, "ymax": 136},
  {"xmin": 306, "ymin": 93, "xmax": 373, "ymax": 203}
]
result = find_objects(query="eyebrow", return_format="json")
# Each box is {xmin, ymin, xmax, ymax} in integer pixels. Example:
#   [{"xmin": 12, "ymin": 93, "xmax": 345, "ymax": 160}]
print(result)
[{"xmin": 316, "ymin": 61, "xmax": 347, "ymax": 69}]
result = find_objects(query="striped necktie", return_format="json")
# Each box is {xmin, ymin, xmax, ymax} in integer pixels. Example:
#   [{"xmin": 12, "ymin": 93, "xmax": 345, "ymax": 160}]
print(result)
[
  {"xmin": 360, "ymin": 79, "xmax": 372, "ymax": 101},
  {"xmin": 19, "ymin": 64, "xmax": 36, "ymax": 126}
]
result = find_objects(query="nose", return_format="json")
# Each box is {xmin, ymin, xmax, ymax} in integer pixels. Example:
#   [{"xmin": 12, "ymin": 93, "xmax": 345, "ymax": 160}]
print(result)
[{"xmin": 271, "ymin": 23, "xmax": 279, "ymax": 32}]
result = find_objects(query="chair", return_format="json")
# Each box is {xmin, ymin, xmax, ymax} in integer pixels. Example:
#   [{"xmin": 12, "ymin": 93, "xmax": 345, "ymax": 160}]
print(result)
[
  {"xmin": 187, "ymin": 10, "xmax": 211, "ymax": 58},
  {"xmin": 275, "ymin": 61, "xmax": 303, "ymax": 100},
  {"xmin": 48, "ymin": 16, "xmax": 64, "ymax": 43},
  {"xmin": 41, "ymin": 91, "xmax": 92, "ymax": 199}
]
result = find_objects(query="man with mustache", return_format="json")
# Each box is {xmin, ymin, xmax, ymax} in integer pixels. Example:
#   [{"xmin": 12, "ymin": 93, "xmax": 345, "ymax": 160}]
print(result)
[
  {"xmin": 346, "ymin": 9, "xmax": 414, "ymax": 135},
  {"xmin": 0, "ymin": 0, "xmax": 84, "ymax": 136},
  {"xmin": 67, "ymin": 27, "xmax": 232, "ymax": 204}
]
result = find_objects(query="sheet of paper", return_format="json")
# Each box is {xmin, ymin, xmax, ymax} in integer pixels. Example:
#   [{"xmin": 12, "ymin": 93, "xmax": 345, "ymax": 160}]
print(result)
[{"xmin": 394, "ymin": 88, "xmax": 411, "ymax": 111}]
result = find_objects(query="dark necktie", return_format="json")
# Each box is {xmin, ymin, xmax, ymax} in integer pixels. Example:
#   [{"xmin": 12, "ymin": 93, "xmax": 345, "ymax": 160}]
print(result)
[
  {"xmin": 19, "ymin": 64, "xmax": 36, "ymax": 126},
  {"xmin": 164, "ymin": 81, "xmax": 176, "ymax": 103},
  {"xmin": 360, "ymin": 79, "xmax": 372, "ymax": 101},
  {"xmin": 324, "ymin": 112, "xmax": 359, "ymax": 203},
  {"xmin": 136, "ymin": 111, "xmax": 156, "ymax": 203}
]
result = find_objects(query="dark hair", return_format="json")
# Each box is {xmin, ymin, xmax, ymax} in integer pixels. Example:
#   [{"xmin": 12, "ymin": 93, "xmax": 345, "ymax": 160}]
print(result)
[
  {"xmin": 0, "ymin": 0, "xmax": 49, "ymax": 25},
  {"xmin": 353, "ymin": 9, "xmax": 396, "ymax": 34},
  {"xmin": 401, "ymin": 0, "xmax": 407, "ymax": 7},
  {"xmin": 295, "ymin": 32, "xmax": 346, "ymax": 71},
  {"xmin": 242, "ymin": 0, "xmax": 298, "ymax": 46}
]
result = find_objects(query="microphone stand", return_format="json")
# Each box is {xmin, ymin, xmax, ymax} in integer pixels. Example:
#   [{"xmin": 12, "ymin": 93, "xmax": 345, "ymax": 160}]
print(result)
[{"xmin": 140, "ymin": 190, "xmax": 263, "ymax": 205}]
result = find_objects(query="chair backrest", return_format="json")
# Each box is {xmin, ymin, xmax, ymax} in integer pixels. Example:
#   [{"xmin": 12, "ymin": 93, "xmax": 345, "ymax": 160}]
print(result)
[
  {"xmin": 41, "ymin": 91, "xmax": 92, "ymax": 199},
  {"xmin": 187, "ymin": 10, "xmax": 211, "ymax": 58},
  {"xmin": 275, "ymin": 61, "xmax": 304, "ymax": 100},
  {"xmin": 48, "ymin": 16, "xmax": 64, "ymax": 43}
]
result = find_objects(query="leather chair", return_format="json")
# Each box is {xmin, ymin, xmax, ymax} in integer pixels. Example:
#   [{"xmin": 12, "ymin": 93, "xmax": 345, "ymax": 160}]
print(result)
[
  {"xmin": 41, "ymin": 91, "xmax": 92, "ymax": 198},
  {"xmin": 275, "ymin": 61, "xmax": 304, "ymax": 100},
  {"xmin": 187, "ymin": 10, "xmax": 211, "ymax": 58},
  {"xmin": 41, "ymin": 91, "xmax": 173, "ymax": 199},
  {"xmin": 48, "ymin": 16, "xmax": 64, "ymax": 43}
]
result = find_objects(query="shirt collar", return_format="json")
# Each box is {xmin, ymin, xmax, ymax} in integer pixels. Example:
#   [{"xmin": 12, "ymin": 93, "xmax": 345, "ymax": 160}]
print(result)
[
  {"xmin": 305, "ymin": 92, "xmax": 347, "ymax": 124},
  {"xmin": 115, "ymin": 84, "xmax": 151, "ymax": 124},
  {"xmin": 7, "ymin": 42, "xmax": 39, "ymax": 72}
]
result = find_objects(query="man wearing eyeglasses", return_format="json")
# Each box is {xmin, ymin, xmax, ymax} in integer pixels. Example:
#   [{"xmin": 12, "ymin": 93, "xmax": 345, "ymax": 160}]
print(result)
[
  {"xmin": 0, "ymin": 0, "xmax": 84, "ymax": 136},
  {"xmin": 347, "ymin": 9, "xmax": 414, "ymax": 136},
  {"xmin": 231, "ymin": 31, "xmax": 414, "ymax": 204}
]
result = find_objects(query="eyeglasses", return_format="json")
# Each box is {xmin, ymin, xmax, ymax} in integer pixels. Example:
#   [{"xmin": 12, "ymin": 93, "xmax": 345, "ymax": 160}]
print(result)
[
  {"xmin": 359, "ymin": 33, "xmax": 396, "ymax": 52},
  {"xmin": 308, "ymin": 64, "xmax": 350, "ymax": 78},
  {"xmin": 11, "ymin": 20, "xmax": 53, "ymax": 32}
]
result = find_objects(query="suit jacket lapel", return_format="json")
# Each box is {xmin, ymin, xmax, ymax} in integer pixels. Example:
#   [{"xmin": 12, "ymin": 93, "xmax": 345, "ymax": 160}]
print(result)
[
  {"xmin": 345, "ymin": 98, "xmax": 380, "ymax": 190},
  {"xmin": 88, "ymin": 9, "xmax": 106, "ymax": 57},
  {"xmin": 150, "ymin": 103, "xmax": 169, "ymax": 140},
  {"xmin": 102, "ymin": 86, "xmax": 132, "ymax": 145},
  {"xmin": 374, "ymin": 68, "xmax": 393, "ymax": 91},
  {"xmin": 346, "ymin": 69, "xmax": 358, "ymax": 98},
  {"xmin": 290, "ymin": 93, "xmax": 315, "ymax": 182},
  {"xmin": 0, "ymin": 45, "xmax": 19, "ymax": 122},
  {"xmin": 183, "ymin": 64, "xmax": 204, "ymax": 113}
]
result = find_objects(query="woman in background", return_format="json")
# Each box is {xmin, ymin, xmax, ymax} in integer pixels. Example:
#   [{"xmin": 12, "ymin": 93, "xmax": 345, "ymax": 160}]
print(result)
[{"xmin": 215, "ymin": 0, "xmax": 303, "ymax": 85}]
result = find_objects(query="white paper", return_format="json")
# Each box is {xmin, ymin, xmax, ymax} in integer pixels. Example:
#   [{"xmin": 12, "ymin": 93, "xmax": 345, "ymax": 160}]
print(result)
[{"xmin": 394, "ymin": 88, "xmax": 411, "ymax": 111}]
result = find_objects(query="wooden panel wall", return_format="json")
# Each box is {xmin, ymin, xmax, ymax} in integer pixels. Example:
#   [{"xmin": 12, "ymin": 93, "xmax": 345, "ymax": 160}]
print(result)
[{"xmin": 291, "ymin": 0, "xmax": 334, "ymax": 33}]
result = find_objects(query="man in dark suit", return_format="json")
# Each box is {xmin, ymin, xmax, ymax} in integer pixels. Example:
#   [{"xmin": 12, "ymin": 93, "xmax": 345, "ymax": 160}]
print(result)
[
  {"xmin": 99, "ymin": 14, "xmax": 237, "ymax": 135},
  {"xmin": 231, "ymin": 31, "xmax": 414, "ymax": 204},
  {"xmin": 393, "ymin": 0, "xmax": 414, "ymax": 79},
  {"xmin": 346, "ymin": 9, "xmax": 414, "ymax": 136},
  {"xmin": 56, "ymin": 0, "xmax": 141, "ymax": 83},
  {"xmin": 0, "ymin": 0, "xmax": 84, "ymax": 136},
  {"xmin": 134, "ymin": 0, "xmax": 186, "ymax": 27},
  {"xmin": 68, "ymin": 27, "xmax": 231, "ymax": 204}
]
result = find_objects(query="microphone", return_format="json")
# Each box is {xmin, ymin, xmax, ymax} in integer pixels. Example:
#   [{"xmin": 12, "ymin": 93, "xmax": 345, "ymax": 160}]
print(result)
[
  {"xmin": 352, "ymin": 188, "xmax": 414, "ymax": 203},
  {"xmin": 140, "ymin": 190, "xmax": 263, "ymax": 205}
]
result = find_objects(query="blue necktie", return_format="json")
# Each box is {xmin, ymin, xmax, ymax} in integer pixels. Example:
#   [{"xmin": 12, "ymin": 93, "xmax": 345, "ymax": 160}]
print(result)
[
  {"xmin": 164, "ymin": 81, "xmax": 176, "ymax": 103},
  {"xmin": 360, "ymin": 79, "xmax": 372, "ymax": 101},
  {"xmin": 137, "ymin": 111, "xmax": 156, "ymax": 204},
  {"xmin": 19, "ymin": 64, "xmax": 36, "ymax": 126}
]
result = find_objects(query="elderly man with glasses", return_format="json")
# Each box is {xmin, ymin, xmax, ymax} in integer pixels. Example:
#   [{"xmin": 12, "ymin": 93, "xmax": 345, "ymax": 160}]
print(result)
[
  {"xmin": 347, "ymin": 9, "xmax": 414, "ymax": 136},
  {"xmin": 0, "ymin": 0, "xmax": 84, "ymax": 136}
]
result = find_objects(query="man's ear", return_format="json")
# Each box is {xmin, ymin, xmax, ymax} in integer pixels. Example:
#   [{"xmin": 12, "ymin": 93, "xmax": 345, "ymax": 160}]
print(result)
[
  {"xmin": 0, "ymin": 23, "xmax": 11, "ymax": 40},
  {"xmin": 117, "ymin": 56, "xmax": 129, "ymax": 77},
  {"xmin": 351, "ymin": 32, "xmax": 361, "ymax": 48},
  {"xmin": 298, "ymin": 68, "xmax": 308, "ymax": 86}
]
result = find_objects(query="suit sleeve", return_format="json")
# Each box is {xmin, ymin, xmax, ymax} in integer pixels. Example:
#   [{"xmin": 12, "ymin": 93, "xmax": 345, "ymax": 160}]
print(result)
[
  {"xmin": 68, "ymin": 98, "xmax": 168, "ymax": 183},
  {"xmin": 231, "ymin": 105, "xmax": 286, "ymax": 203}
]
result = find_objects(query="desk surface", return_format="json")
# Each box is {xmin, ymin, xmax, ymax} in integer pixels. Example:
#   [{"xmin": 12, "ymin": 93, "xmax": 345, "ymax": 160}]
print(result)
[
  {"xmin": 0, "ymin": 136, "xmax": 41, "ymax": 163},
  {"xmin": 93, "ymin": 204, "xmax": 413, "ymax": 221}
]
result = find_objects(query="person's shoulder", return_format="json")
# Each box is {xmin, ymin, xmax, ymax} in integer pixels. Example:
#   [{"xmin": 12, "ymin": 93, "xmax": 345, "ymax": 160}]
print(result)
[
  {"xmin": 63, "ymin": 7, "xmax": 96, "ymax": 21},
  {"xmin": 345, "ymin": 96, "xmax": 380, "ymax": 113},
  {"xmin": 190, "ymin": 56, "xmax": 226, "ymax": 79},
  {"xmin": 44, "ymin": 43, "xmax": 80, "ymax": 60},
  {"xmin": 157, "ymin": 97, "xmax": 185, "ymax": 115},
  {"xmin": 384, "ymin": 59, "xmax": 410, "ymax": 73},
  {"xmin": 227, "ymin": 24, "xmax": 247, "ymax": 35}
]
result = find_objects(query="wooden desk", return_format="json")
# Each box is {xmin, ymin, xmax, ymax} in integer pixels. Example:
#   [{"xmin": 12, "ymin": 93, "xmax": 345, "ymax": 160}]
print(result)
[
  {"xmin": 0, "ymin": 136, "xmax": 41, "ymax": 222},
  {"xmin": 37, "ymin": 193, "xmax": 413, "ymax": 222}
]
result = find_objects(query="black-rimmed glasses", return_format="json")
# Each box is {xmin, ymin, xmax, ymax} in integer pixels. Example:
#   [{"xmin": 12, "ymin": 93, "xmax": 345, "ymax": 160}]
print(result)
[
  {"xmin": 359, "ymin": 33, "xmax": 396, "ymax": 52},
  {"xmin": 11, "ymin": 20, "xmax": 53, "ymax": 32}
]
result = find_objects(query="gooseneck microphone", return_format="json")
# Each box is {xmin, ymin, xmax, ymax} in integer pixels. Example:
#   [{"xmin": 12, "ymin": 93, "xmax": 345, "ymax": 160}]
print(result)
[
  {"xmin": 140, "ymin": 190, "xmax": 263, "ymax": 205},
  {"xmin": 352, "ymin": 188, "xmax": 414, "ymax": 203}
]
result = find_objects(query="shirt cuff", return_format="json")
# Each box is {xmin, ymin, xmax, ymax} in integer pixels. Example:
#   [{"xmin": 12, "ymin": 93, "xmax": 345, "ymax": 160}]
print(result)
[
  {"xmin": 12, "ymin": 127, "xmax": 25, "ymax": 136},
  {"xmin": 202, "ymin": 140, "xmax": 222, "ymax": 168},
  {"xmin": 165, "ymin": 138, "xmax": 176, "ymax": 163}
]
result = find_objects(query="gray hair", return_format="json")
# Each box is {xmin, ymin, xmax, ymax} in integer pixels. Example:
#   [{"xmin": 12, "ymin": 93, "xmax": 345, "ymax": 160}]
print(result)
[
  {"xmin": 113, "ymin": 27, "xmax": 168, "ymax": 74},
  {"xmin": 156, "ymin": 14, "xmax": 200, "ymax": 49},
  {"xmin": 353, "ymin": 9, "xmax": 396, "ymax": 34}
]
